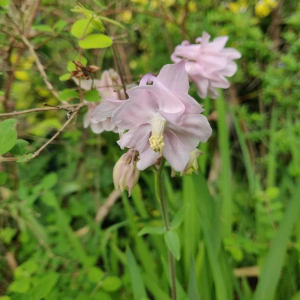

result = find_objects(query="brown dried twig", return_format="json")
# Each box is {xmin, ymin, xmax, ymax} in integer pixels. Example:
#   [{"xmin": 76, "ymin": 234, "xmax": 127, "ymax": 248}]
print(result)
[{"xmin": 0, "ymin": 104, "xmax": 79, "ymax": 117}]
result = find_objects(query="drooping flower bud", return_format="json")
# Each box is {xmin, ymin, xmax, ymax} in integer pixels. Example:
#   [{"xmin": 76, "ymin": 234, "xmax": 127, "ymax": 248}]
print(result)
[
  {"xmin": 113, "ymin": 149, "xmax": 140, "ymax": 196},
  {"xmin": 171, "ymin": 149, "xmax": 203, "ymax": 177}
]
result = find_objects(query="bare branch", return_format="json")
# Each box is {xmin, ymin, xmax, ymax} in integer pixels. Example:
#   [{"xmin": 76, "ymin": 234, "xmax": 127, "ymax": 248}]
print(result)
[
  {"xmin": 20, "ymin": 35, "xmax": 60, "ymax": 99},
  {"xmin": 0, "ymin": 104, "xmax": 80, "ymax": 117}
]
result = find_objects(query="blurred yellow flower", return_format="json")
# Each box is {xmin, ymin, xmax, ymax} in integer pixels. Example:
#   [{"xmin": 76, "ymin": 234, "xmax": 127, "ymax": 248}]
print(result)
[
  {"xmin": 129, "ymin": 60, "xmax": 137, "ymax": 70},
  {"xmin": 255, "ymin": 0, "xmax": 277, "ymax": 18},
  {"xmin": 37, "ymin": 89, "xmax": 51, "ymax": 97},
  {"xmin": 162, "ymin": 0, "xmax": 175, "ymax": 7},
  {"xmin": 120, "ymin": 10, "xmax": 132, "ymax": 23},
  {"xmin": 151, "ymin": 0, "xmax": 159, "ymax": 8},
  {"xmin": 188, "ymin": 1, "xmax": 197, "ymax": 12},
  {"xmin": 15, "ymin": 71, "xmax": 29, "ymax": 81},
  {"xmin": 131, "ymin": 0, "xmax": 148, "ymax": 5},
  {"xmin": 229, "ymin": 1, "xmax": 248, "ymax": 13}
]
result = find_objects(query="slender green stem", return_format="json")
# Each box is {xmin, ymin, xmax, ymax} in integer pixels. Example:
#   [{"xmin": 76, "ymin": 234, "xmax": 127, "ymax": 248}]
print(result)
[{"xmin": 155, "ymin": 158, "xmax": 177, "ymax": 300}]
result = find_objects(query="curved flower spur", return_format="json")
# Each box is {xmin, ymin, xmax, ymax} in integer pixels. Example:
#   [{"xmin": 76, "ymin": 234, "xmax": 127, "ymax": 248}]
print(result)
[{"xmin": 111, "ymin": 61, "xmax": 212, "ymax": 172}]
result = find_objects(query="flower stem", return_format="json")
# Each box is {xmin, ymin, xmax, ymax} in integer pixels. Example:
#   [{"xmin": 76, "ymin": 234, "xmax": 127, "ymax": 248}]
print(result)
[{"xmin": 155, "ymin": 158, "xmax": 177, "ymax": 300}]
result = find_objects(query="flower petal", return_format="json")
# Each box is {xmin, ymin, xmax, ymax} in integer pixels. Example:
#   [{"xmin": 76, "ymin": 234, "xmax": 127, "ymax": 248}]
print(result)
[
  {"xmin": 137, "ymin": 145, "xmax": 159, "ymax": 170},
  {"xmin": 162, "ymin": 130, "xmax": 190, "ymax": 172},
  {"xmin": 92, "ymin": 98, "xmax": 124, "ymax": 122},
  {"xmin": 156, "ymin": 61, "xmax": 189, "ymax": 94}
]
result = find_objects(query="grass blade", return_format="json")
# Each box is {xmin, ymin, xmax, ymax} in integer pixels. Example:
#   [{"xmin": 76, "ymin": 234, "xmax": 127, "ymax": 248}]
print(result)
[
  {"xmin": 126, "ymin": 246, "xmax": 147, "ymax": 300},
  {"xmin": 253, "ymin": 182, "xmax": 300, "ymax": 300}
]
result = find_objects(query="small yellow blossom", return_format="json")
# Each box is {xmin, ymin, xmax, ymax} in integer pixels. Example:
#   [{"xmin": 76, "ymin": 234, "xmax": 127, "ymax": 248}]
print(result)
[
  {"xmin": 15, "ymin": 71, "xmax": 29, "ymax": 81},
  {"xmin": 255, "ymin": 0, "xmax": 277, "ymax": 18},
  {"xmin": 188, "ymin": 1, "xmax": 197, "ymax": 12},
  {"xmin": 120, "ymin": 10, "xmax": 132, "ymax": 23}
]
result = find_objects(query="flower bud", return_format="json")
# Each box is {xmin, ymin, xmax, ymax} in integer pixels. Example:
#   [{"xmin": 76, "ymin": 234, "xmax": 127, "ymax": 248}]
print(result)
[
  {"xmin": 113, "ymin": 149, "xmax": 140, "ymax": 196},
  {"xmin": 171, "ymin": 149, "xmax": 203, "ymax": 177}
]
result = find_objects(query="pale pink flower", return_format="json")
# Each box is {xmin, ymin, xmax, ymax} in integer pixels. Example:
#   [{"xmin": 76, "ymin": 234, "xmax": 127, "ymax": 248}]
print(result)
[
  {"xmin": 73, "ymin": 69, "xmax": 126, "ymax": 134},
  {"xmin": 171, "ymin": 31, "xmax": 241, "ymax": 99},
  {"xmin": 111, "ymin": 61, "xmax": 212, "ymax": 172}
]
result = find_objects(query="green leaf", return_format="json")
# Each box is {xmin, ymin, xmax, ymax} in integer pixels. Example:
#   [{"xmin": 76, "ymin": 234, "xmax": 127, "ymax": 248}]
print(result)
[
  {"xmin": 8, "ymin": 278, "xmax": 30, "ymax": 294},
  {"xmin": 170, "ymin": 204, "xmax": 190, "ymax": 230},
  {"xmin": 84, "ymin": 89, "xmax": 101, "ymax": 102},
  {"xmin": 0, "ymin": 227, "xmax": 16, "ymax": 244},
  {"xmin": 71, "ymin": 5, "xmax": 105, "ymax": 32},
  {"xmin": 71, "ymin": 19, "xmax": 94, "ymax": 38},
  {"xmin": 98, "ymin": 15, "xmax": 125, "ymax": 29},
  {"xmin": 29, "ymin": 272, "xmax": 59, "ymax": 300},
  {"xmin": 58, "ymin": 89, "xmax": 78, "ymax": 101},
  {"xmin": 102, "ymin": 276, "xmax": 122, "ymax": 292},
  {"xmin": 59, "ymin": 73, "xmax": 71, "ymax": 81},
  {"xmin": 0, "ymin": 0, "xmax": 10, "ymax": 8},
  {"xmin": 188, "ymin": 257, "xmax": 200, "ymax": 300},
  {"xmin": 16, "ymin": 153, "xmax": 33, "ymax": 162},
  {"xmin": 42, "ymin": 173, "xmax": 58, "ymax": 189},
  {"xmin": 88, "ymin": 267, "xmax": 104, "ymax": 283},
  {"xmin": 67, "ymin": 56, "xmax": 87, "ymax": 72},
  {"xmin": 0, "ymin": 119, "xmax": 17, "ymax": 155},
  {"xmin": 53, "ymin": 20, "xmax": 68, "ymax": 32},
  {"xmin": 138, "ymin": 226, "xmax": 165, "ymax": 236},
  {"xmin": 92, "ymin": 291, "xmax": 112, "ymax": 300},
  {"xmin": 79, "ymin": 34, "xmax": 112, "ymax": 49},
  {"xmin": 0, "ymin": 172, "xmax": 8, "ymax": 185},
  {"xmin": 32, "ymin": 24, "xmax": 53, "ymax": 32},
  {"xmin": 9, "ymin": 139, "xmax": 29, "ymax": 155},
  {"xmin": 164, "ymin": 231, "xmax": 180, "ymax": 260},
  {"xmin": 126, "ymin": 246, "xmax": 147, "ymax": 300},
  {"xmin": 41, "ymin": 191, "xmax": 57, "ymax": 208}
]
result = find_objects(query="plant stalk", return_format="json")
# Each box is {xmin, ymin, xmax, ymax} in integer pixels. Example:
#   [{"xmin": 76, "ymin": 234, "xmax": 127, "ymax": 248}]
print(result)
[{"xmin": 155, "ymin": 158, "xmax": 177, "ymax": 300}]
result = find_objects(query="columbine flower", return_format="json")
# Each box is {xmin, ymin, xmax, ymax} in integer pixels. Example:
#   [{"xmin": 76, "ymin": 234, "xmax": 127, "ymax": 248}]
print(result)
[
  {"xmin": 171, "ymin": 31, "xmax": 241, "ymax": 99},
  {"xmin": 111, "ymin": 61, "xmax": 212, "ymax": 172},
  {"xmin": 73, "ymin": 69, "xmax": 126, "ymax": 133},
  {"xmin": 171, "ymin": 148, "xmax": 203, "ymax": 177},
  {"xmin": 113, "ymin": 149, "xmax": 140, "ymax": 196}
]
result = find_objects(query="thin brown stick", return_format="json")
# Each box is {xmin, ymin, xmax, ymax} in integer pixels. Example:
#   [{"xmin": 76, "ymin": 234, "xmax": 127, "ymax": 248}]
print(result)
[
  {"xmin": 0, "ymin": 104, "xmax": 79, "ymax": 117},
  {"xmin": 111, "ymin": 43, "xmax": 127, "ymax": 98},
  {"xmin": 20, "ymin": 35, "xmax": 60, "ymax": 99}
]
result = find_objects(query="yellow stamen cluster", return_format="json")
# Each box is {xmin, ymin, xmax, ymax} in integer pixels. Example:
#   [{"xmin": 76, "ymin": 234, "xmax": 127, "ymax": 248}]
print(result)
[{"xmin": 149, "ymin": 135, "xmax": 164, "ymax": 152}]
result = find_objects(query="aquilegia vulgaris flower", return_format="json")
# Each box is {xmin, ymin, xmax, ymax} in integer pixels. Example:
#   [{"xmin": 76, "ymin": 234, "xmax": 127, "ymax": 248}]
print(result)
[
  {"xmin": 74, "ymin": 69, "xmax": 126, "ymax": 134},
  {"xmin": 171, "ymin": 31, "xmax": 241, "ymax": 99},
  {"xmin": 110, "ymin": 61, "xmax": 212, "ymax": 172}
]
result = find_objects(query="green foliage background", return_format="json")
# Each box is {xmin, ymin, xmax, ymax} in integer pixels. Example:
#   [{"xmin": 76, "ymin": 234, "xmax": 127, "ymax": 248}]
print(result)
[{"xmin": 1, "ymin": 0, "xmax": 300, "ymax": 299}]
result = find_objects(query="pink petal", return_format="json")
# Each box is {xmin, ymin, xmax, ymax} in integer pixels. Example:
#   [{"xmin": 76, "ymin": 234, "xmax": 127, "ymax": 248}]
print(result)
[
  {"xmin": 90, "ymin": 121, "xmax": 104, "ymax": 134},
  {"xmin": 156, "ymin": 61, "xmax": 189, "ymax": 94},
  {"xmin": 117, "ymin": 124, "xmax": 151, "ymax": 150},
  {"xmin": 162, "ymin": 130, "xmax": 190, "ymax": 172},
  {"xmin": 112, "ymin": 90, "xmax": 157, "ymax": 130},
  {"xmin": 167, "ymin": 114, "xmax": 212, "ymax": 150},
  {"xmin": 137, "ymin": 146, "xmax": 159, "ymax": 170},
  {"xmin": 92, "ymin": 99, "xmax": 124, "ymax": 122}
]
